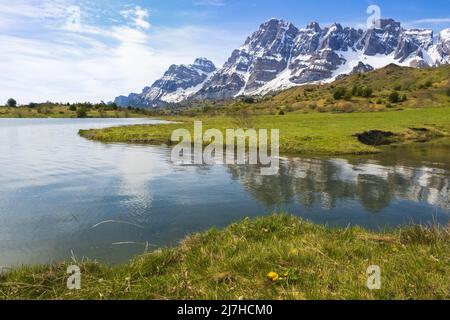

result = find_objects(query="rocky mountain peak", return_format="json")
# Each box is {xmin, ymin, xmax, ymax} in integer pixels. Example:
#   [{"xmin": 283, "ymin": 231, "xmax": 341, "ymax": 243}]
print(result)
[
  {"xmin": 321, "ymin": 23, "xmax": 362, "ymax": 51},
  {"xmin": 306, "ymin": 22, "xmax": 321, "ymax": 32},
  {"xmin": 357, "ymin": 19, "xmax": 402, "ymax": 55},
  {"xmin": 244, "ymin": 18, "xmax": 299, "ymax": 51},
  {"xmin": 193, "ymin": 58, "xmax": 216, "ymax": 73},
  {"xmin": 377, "ymin": 18, "xmax": 401, "ymax": 31}
]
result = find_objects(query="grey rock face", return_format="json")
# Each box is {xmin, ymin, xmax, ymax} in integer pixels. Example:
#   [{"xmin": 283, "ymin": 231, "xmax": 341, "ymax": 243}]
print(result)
[
  {"xmin": 291, "ymin": 22, "xmax": 323, "ymax": 56},
  {"xmin": 351, "ymin": 62, "xmax": 374, "ymax": 74},
  {"xmin": 290, "ymin": 49, "xmax": 345, "ymax": 84},
  {"xmin": 357, "ymin": 19, "xmax": 402, "ymax": 55},
  {"xmin": 394, "ymin": 29, "xmax": 433, "ymax": 63},
  {"xmin": 321, "ymin": 23, "xmax": 362, "ymax": 51}
]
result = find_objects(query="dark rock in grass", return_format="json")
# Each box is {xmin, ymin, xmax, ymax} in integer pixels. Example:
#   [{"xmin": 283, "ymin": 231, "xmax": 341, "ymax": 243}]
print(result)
[{"xmin": 357, "ymin": 130, "xmax": 396, "ymax": 146}]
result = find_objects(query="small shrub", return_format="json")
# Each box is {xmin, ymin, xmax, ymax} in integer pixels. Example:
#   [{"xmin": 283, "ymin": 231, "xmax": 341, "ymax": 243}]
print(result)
[
  {"xmin": 333, "ymin": 87, "xmax": 347, "ymax": 100},
  {"xmin": 344, "ymin": 91, "xmax": 353, "ymax": 101},
  {"xmin": 309, "ymin": 102, "xmax": 318, "ymax": 110},
  {"xmin": 388, "ymin": 91, "xmax": 400, "ymax": 103}
]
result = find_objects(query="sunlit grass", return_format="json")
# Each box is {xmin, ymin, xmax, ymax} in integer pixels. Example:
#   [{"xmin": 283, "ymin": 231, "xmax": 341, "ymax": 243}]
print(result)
[{"xmin": 79, "ymin": 107, "xmax": 450, "ymax": 155}]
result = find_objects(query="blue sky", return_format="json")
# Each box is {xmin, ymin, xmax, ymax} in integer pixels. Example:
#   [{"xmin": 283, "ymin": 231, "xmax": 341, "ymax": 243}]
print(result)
[{"xmin": 1, "ymin": 0, "xmax": 449, "ymax": 104}]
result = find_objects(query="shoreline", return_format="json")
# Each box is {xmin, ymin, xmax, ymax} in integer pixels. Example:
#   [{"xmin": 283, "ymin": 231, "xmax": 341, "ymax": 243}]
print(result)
[{"xmin": 78, "ymin": 107, "xmax": 450, "ymax": 156}]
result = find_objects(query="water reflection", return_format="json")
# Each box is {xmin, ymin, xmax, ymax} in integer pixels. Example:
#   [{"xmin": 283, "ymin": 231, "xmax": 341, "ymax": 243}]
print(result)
[{"xmin": 227, "ymin": 156, "xmax": 449, "ymax": 213}]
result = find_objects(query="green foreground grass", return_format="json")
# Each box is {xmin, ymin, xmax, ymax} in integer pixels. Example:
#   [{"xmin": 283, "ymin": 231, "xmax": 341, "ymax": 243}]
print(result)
[
  {"xmin": 1, "ymin": 215, "xmax": 449, "ymax": 300},
  {"xmin": 79, "ymin": 107, "xmax": 450, "ymax": 155}
]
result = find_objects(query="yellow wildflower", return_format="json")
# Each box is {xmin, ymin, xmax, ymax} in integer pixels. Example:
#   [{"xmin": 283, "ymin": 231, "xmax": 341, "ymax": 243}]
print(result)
[{"xmin": 267, "ymin": 272, "xmax": 279, "ymax": 282}]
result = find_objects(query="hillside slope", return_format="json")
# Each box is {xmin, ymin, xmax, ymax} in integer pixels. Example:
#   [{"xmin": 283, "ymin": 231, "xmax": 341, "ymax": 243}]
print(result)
[{"xmin": 252, "ymin": 63, "xmax": 450, "ymax": 113}]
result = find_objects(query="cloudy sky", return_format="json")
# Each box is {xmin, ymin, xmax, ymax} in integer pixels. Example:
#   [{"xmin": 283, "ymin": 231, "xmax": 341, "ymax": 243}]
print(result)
[{"xmin": 1, "ymin": 0, "xmax": 449, "ymax": 104}]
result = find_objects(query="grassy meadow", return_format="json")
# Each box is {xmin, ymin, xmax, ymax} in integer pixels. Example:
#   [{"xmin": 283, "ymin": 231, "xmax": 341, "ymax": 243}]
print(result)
[
  {"xmin": 1, "ymin": 214, "xmax": 449, "ymax": 300},
  {"xmin": 80, "ymin": 107, "xmax": 450, "ymax": 155}
]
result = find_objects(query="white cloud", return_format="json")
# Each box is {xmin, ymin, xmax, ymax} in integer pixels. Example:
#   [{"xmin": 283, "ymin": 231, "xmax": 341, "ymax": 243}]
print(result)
[
  {"xmin": 194, "ymin": 0, "xmax": 226, "ymax": 6},
  {"xmin": 0, "ymin": 1, "xmax": 244, "ymax": 104},
  {"xmin": 411, "ymin": 18, "xmax": 450, "ymax": 25},
  {"xmin": 120, "ymin": 6, "xmax": 151, "ymax": 30}
]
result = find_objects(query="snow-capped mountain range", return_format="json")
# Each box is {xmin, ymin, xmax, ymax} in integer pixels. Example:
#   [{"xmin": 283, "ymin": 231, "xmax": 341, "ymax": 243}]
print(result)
[
  {"xmin": 115, "ymin": 18, "xmax": 450, "ymax": 108},
  {"xmin": 115, "ymin": 58, "xmax": 216, "ymax": 108}
]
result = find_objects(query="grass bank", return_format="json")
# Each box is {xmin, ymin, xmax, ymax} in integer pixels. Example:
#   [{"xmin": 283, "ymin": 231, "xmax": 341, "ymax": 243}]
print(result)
[
  {"xmin": 1, "ymin": 215, "xmax": 449, "ymax": 300},
  {"xmin": 79, "ymin": 107, "xmax": 450, "ymax": 155},
  {"xmin": 0, "ymin": 106, "xmax": 149, "ymax": 118}
]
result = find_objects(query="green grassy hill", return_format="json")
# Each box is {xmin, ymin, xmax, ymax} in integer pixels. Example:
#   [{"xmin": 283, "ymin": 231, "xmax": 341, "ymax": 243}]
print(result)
[{"xmin": 258, "ymin": 64, "xmax": 450, "ymax": 114}]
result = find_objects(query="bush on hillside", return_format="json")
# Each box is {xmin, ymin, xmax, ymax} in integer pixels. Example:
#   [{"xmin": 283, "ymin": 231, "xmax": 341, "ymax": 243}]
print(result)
[{"xmin": 388, "ymin": 91, "xmax": 400, "ymax": 103}]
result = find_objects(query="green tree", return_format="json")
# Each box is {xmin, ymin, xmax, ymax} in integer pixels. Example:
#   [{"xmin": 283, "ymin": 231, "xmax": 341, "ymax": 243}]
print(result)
[{"xmin": 7, "ymin": 98, "xmax": 17, "ymax": 107}]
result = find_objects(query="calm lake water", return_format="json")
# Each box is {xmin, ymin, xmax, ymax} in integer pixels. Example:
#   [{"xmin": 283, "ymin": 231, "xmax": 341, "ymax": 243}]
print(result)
[{"xmin": 0, "ymin": 118, "xmax": 449, "ymax": 266}]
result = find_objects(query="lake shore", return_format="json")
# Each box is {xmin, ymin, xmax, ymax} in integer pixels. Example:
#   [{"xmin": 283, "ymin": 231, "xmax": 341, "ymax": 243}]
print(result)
[
  {"xmin": 78, "ymin": 107, "xmax": 450, "ymax": 155},
  {"xmin": 0, "ymin": 106, "xmax": 151, "ymax": 118},
  {"xmin": 1, "ymin": 214, "xmax": 449, "ymax": 300}
]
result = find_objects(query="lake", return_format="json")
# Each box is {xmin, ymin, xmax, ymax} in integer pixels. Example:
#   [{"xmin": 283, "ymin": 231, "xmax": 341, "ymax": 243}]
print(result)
[{"xmin": 0, "ymin": 118, "xmax": 449, "ymax": 266}]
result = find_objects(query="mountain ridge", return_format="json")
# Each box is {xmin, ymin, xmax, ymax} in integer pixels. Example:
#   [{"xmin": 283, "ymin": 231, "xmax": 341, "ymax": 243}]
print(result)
[{"xmin": 115, "ymin": 18, "xmax": 450, "ymax": 108}]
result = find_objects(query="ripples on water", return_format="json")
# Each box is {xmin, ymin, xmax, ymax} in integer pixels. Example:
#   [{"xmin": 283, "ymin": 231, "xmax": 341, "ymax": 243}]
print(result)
[{"xmin": 0, "ymin": 118, "xmax": 448, "ymax": 266}]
